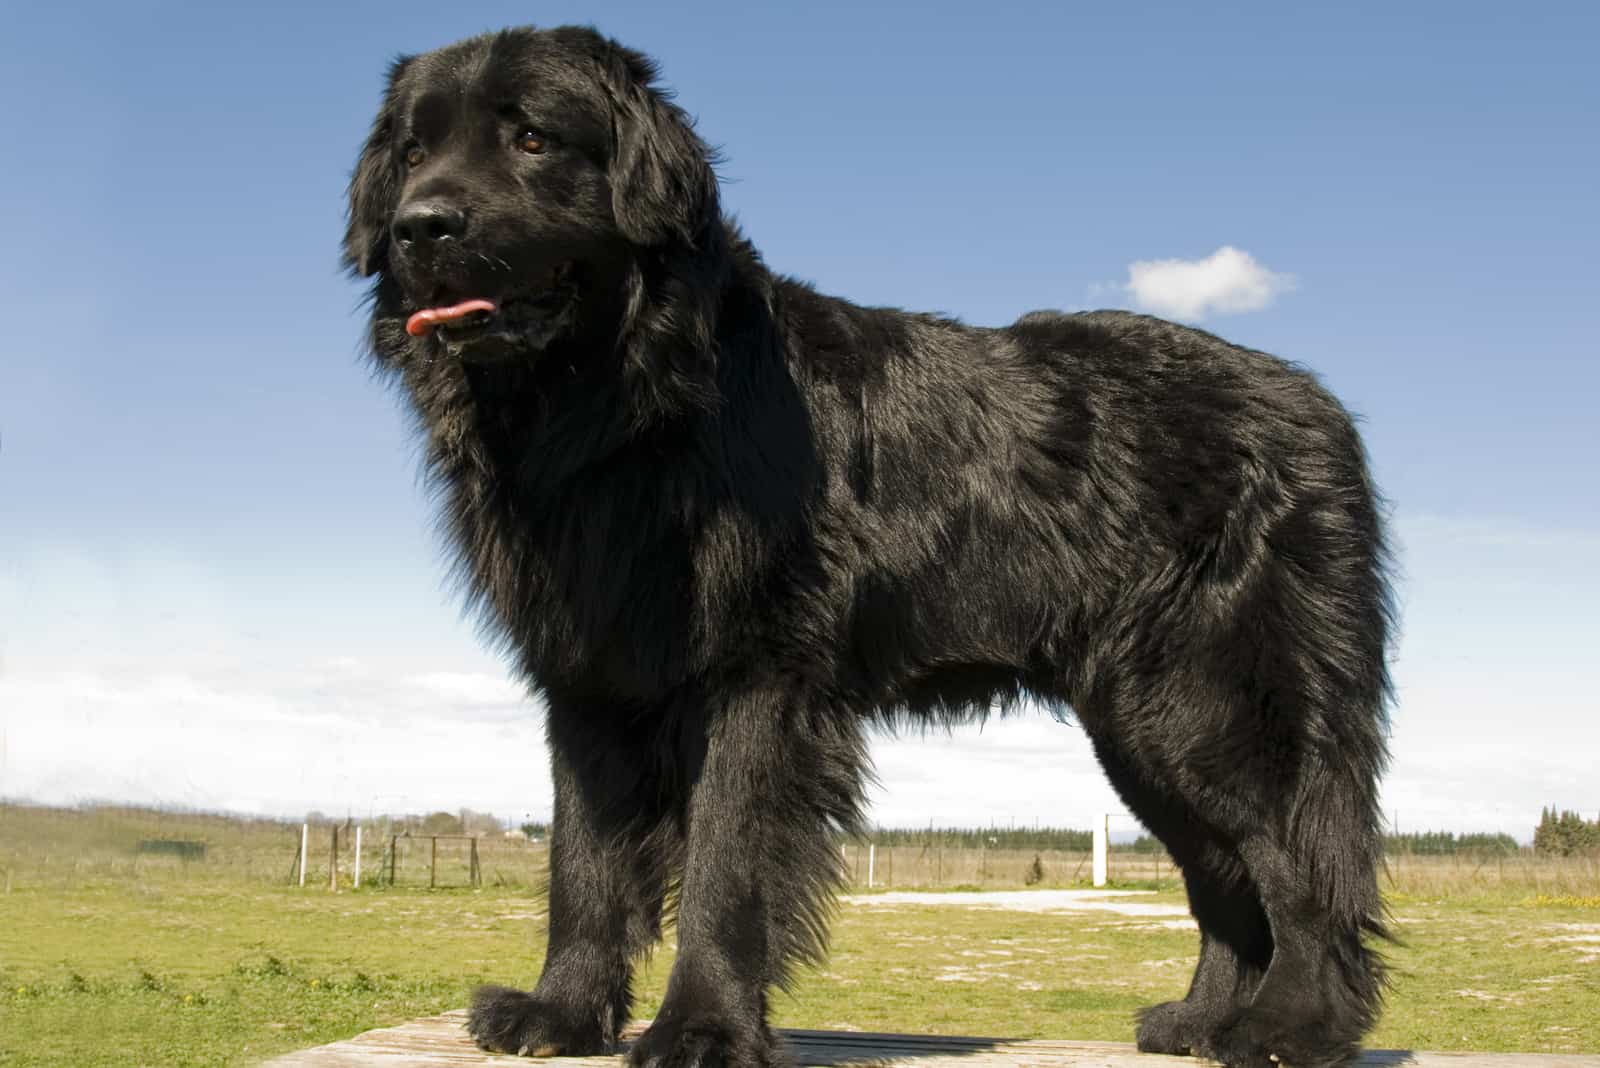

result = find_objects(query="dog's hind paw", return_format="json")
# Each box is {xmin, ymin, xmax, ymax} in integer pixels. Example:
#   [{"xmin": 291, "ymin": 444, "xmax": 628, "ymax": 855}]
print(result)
[
  {"xmin": 626, "ymin": 1015, "xmax": 787, "ymax": 1068},
  {"xmin": 1136, "ymin": 999, "xmax": 1208, "ymax": 1056},
  {"xmin": 1204, "ymin": 1007, "xmax": 1360, "ymax": 1068}
]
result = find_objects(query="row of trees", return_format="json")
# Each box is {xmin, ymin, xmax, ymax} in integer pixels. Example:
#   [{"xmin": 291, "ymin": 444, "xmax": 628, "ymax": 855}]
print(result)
[
  {"xmin": 1384, "ymin": 831, "xmax": 1519, "ymax": 856},
  {"xmin": 321, "ymin": 811, "xmax": 1600, "ymax": 857},
  {"xmin": 866, "ymin": 826, "xmax": 1096, "ymax": 851},
  {"xmin": 1125, "ymin": 832, "xmax": 1517, "ymax": 856},
  {"xmin": 856, "ymin": 823, "xmax": 1589, "ymax": 858},
  {"xmin": 303, "ymin": 809, "xmax": 509, "ymax": 837},
  {"xmin": 868, "ymin": 827, "xmax": 1534, "ymax": 856}
]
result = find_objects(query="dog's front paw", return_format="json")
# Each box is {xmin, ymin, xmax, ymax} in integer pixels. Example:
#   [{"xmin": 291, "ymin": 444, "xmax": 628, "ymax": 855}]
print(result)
[
  {"xmin": 467, "ymin": 985, "xmax": 613, "ymax": 1057},
  {"xmin": 626, "ymin": 1015, "xmax": 785, "ymax": 1068}
]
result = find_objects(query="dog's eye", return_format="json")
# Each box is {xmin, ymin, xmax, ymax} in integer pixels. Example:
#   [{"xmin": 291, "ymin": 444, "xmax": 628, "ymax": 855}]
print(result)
[
  {"xmin": 517, "ymin": 130, "xmax": 545, "ymax": 155},
  {"xmin": 403, "ymin": 143, "xmax": 425, "ymax": 168}
]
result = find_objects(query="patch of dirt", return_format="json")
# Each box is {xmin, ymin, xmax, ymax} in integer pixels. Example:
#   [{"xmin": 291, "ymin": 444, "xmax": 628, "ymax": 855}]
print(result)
[
  {"xmin": 1115, "ymin": 919, "xmax": 1199, "ymax": 931},
  {"xmin": 935, "ymin": 965, "xmax": 1016, "ymax": 983},
  {"xmin": 1538, "ymin": 925, "xmax": 1600, "ymax": 962}
]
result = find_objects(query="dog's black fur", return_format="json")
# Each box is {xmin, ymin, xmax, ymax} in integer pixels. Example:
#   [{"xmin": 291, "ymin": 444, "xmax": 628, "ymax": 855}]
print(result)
[{"xmin": 344, "ymin": 26, "xmax": 1393, "ymax": 1068}]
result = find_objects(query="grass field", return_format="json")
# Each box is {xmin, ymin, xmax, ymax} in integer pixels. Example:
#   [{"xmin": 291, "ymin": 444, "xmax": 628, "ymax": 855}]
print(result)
[{"xmin": 2, "ymin": 804, "xmax": 1598, "ymax": 1066}]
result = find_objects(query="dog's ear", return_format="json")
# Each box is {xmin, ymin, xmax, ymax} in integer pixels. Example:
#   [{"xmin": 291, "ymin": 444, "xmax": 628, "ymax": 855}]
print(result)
[
  {"xmin": 343, "ymin": 55, "xmax": 414, "ymax": 277},
  {"xmin": 602, "ymin": 47, "xmax": 720, "ymax": 249}
]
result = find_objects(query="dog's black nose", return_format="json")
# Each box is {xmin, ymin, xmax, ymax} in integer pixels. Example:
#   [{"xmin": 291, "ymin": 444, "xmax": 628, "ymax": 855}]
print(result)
[{"xmin": 391, "ymin": 200, "xmax": 467, "ymax": 251}]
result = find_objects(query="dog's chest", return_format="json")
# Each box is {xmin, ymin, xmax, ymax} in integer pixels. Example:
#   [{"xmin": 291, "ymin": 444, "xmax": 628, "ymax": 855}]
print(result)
[{"xmin": 464, "ymin": 468, "xmax": 713, "ymax": 695}]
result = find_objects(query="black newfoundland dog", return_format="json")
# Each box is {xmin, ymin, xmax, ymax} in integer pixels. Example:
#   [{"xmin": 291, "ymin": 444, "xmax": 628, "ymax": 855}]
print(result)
[{"xmin": 344, "ymin": 25, "xmax": 1392, "ymax": 1068}]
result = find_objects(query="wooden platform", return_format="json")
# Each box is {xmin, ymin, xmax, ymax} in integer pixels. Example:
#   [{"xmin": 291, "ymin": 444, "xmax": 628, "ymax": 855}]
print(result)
[{"xmin": 262, "ymin": 1010, "xmax": 1600, "ymax": 1067}]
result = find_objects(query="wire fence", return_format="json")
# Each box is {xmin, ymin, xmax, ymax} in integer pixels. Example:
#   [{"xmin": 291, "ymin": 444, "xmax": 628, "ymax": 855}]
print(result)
[
  {"xmin": 838, "ymin": 842, "xmax": 1176, "ymax": 890},
  {"xmin": 5, "ymin": 802, "xmax": 1598, "ymax": 895}
]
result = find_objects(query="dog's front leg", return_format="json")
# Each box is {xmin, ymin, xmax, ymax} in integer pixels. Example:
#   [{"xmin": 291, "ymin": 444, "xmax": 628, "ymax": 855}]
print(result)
[
  {"xmin": 628, "ymin": 684, "xmax": 869, "ymax": 1068},
  {"xmin": 470, "ymin": 705, "xmax": 676, "ymax": 1057}
]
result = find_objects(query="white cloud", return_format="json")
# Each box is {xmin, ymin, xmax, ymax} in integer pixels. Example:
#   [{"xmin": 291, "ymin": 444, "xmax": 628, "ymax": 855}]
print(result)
[
  {"xmin": 866, "ymin": 717, "xmax": 1126, "ymax": 831},
  {"xmin": 4, "ymin": 513, "xmax": 1598, "ymax": 842},
  {"xmin": 1119, "ymin": 245, "xmax": 1296, "ymax": 320},
  {"xmin": 0, "ymin": 661, "xmax": 1120, "ymax": 830},
  {"xmin": 1376, "ymin": 513, "xmax": 1600, "ymax": 839},
  {"xmin": 0, "ymin": 661, "xmax": 548, "ymax": 822}
]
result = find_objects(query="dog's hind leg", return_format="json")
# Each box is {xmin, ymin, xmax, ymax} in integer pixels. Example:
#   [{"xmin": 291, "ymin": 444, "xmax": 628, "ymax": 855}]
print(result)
[
  {"xmin": 1142, "ymin": 879, "xmax": 1273, "ymax": 1055},
  {"xmin": 1082, "ymin": 594, "xmax": 1388, "ymax": 1065},
  {"xmin": 1092, "ymin": 711, "xmax": 1385, "ymax": 1068},
  {"xmin": 1200, "ymin": 538, "xmax": 1392, "ymax": 1066},
  {"xmin": 627, "ymin": 682, "xmax": 869, "ymax": 1068},
  {"xmin": 468, "ymin": 705, "xmax": 679, "ymax": 1058},
  {"xmin": 1091, "ymin": 737, "xmax": 1272, "ymax": 1057},
  {"xmin": 1203, "ymin": 762, "xmax": 1389, "ymax": 1068}
]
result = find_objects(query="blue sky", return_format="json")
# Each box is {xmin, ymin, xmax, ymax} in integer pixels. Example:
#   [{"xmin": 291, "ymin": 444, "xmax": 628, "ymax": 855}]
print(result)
[{"xmin": 1, "ymin": 1, "xmax": 1595, "ymax": 839}]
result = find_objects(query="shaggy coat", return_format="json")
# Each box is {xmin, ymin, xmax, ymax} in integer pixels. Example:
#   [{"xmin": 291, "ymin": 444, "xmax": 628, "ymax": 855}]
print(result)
[{"xmin": 344, "ymin": 25, "xmax": 1393, "ymax": 1068}]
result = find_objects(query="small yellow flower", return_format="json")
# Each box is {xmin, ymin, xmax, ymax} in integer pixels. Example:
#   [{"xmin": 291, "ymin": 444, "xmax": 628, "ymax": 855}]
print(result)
[
  {"xmin": 309, "ymin": 979, "xmax": 320, "ymax": 988},
  {"xmin": 15, "ymin": 986, "xmax": 25, "ymax": 995},
  {"xmin": 184, "ymin": 994, "xmax": 194, "ymax": 1004}
]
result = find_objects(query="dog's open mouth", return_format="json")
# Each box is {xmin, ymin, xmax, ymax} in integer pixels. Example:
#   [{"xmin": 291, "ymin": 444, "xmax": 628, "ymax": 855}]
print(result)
[{"xmin": 404, "ymin": 263, "xmax": 576, "ymax": 354}]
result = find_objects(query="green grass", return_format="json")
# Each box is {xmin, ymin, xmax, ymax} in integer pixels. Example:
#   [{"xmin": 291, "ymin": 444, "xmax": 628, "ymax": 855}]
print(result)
[
  {"xmin": 3, "ymin": 880, "xmax": 1598, "ymax": 1065},
  {"xmin": 1371, "ymin": 891, "xmax": 1600, "ymax": 1053},
  {"xmin": 0, "ymin": 881, "xmax": 500, "ymax": 1066}
]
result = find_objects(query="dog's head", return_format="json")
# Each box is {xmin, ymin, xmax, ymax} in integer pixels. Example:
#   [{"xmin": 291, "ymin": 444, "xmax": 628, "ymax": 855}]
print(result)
[{"xmin": 344, "ymin": 26, "xmax": 721, "ymax": 363}]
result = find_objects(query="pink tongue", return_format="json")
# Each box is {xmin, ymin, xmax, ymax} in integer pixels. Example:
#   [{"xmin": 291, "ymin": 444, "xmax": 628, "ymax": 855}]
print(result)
[{"xmin": 405, "ymin": 299, "xmax": 499, "ymax": 337}]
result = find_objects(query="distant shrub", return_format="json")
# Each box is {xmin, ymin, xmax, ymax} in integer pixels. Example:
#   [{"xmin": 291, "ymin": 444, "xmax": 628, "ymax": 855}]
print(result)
[
  {"xmin": 419, "ymin": 812, "xmax": 463, "ymax": 835},
  {"xmin": 1534, "ymin": 807, "xmax": 1600, "ymax": 857},
  {"xmin": 136, "ymin": 839, "xmax": 206, "ymax": 860}
]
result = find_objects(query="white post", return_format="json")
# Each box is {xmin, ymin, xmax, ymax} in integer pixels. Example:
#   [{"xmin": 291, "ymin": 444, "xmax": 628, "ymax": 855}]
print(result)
[
  {"xmin": 867, "ymin": 843, "xmax": 876, "ymax": 889},
  {"xmin": 354, "ymin": 826, "xmax": 362, "ymax": 889},
  {"xmin": 1092, "ymin": 814, "xmax": 1108, "ymax": 888},
  {"xmin": 299, "ymin": 823, "xmax": 309, "ymax": 888}
]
